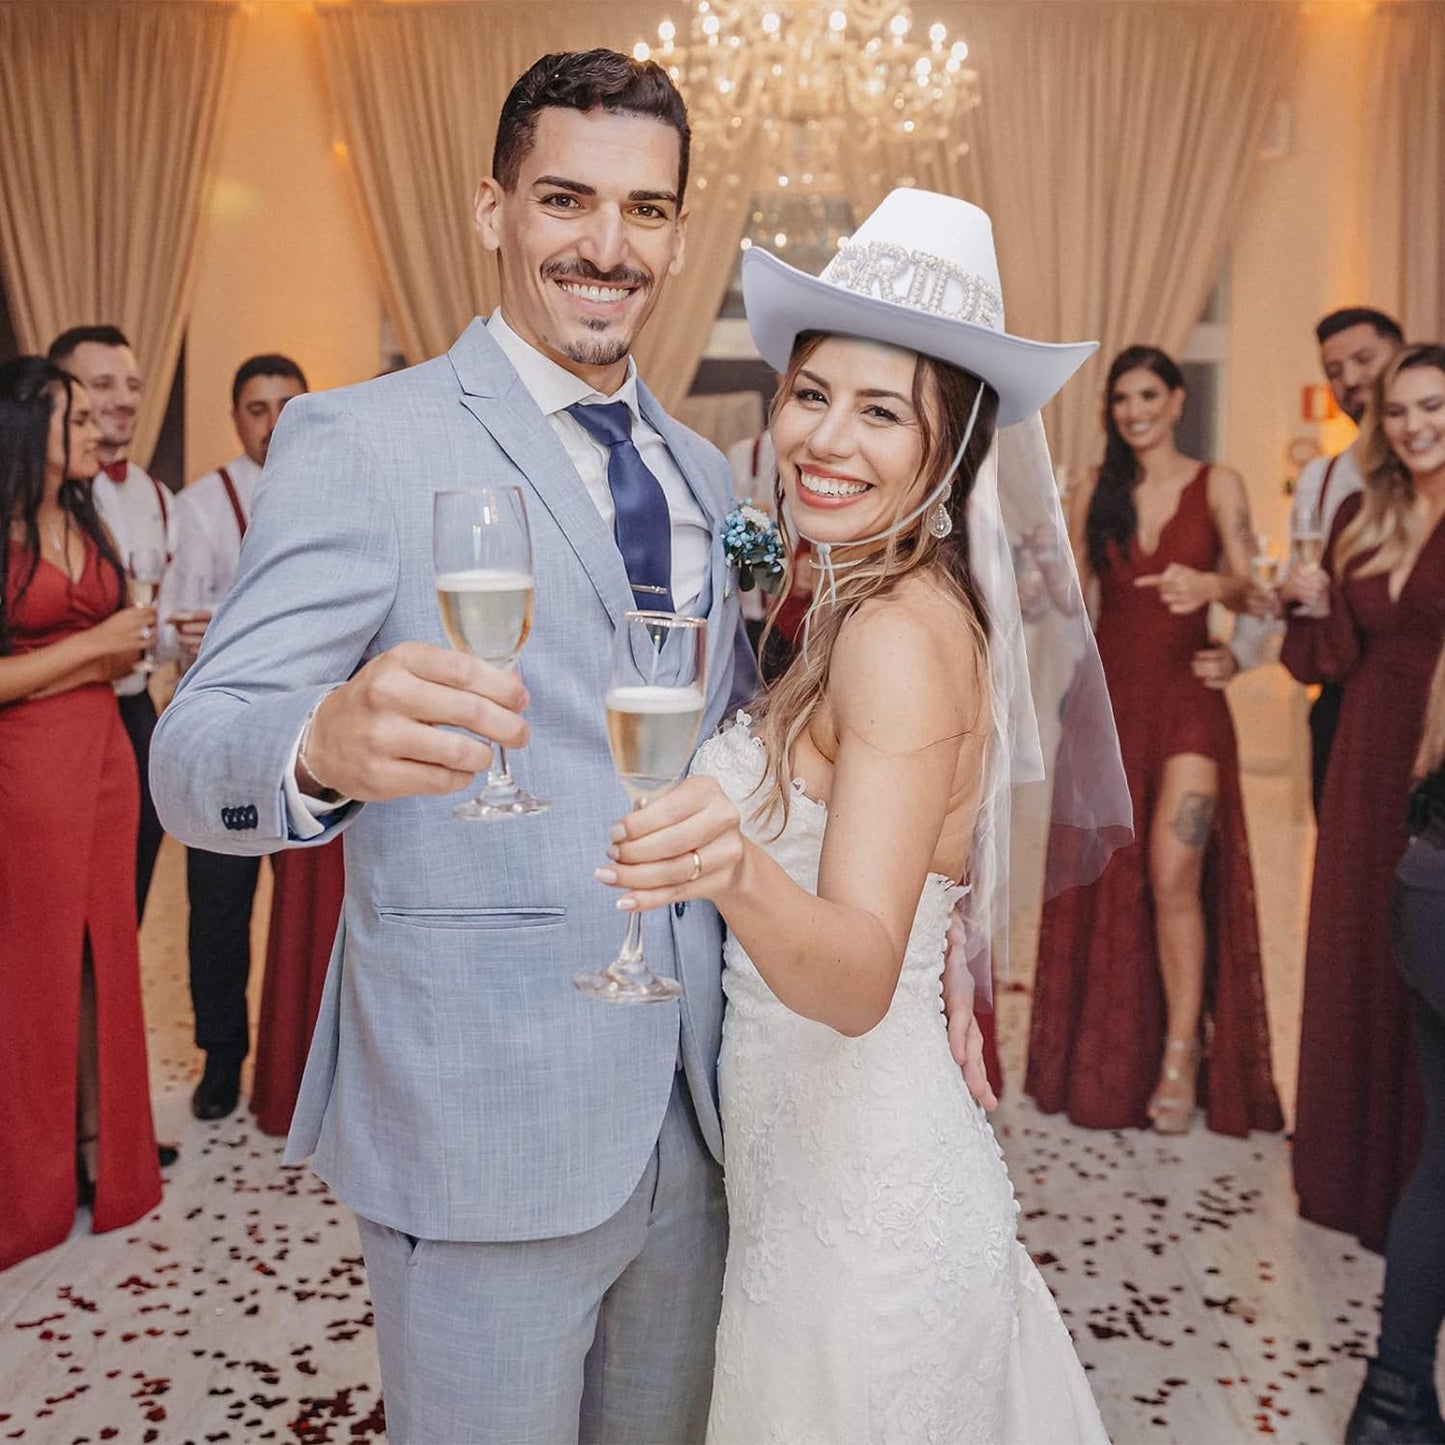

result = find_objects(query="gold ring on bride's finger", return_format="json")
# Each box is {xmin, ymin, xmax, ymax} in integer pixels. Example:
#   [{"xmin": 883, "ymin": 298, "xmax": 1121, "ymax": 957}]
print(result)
[{"xmin": 689, "ymin": 849, "xmax": 703, "ymax": 883}]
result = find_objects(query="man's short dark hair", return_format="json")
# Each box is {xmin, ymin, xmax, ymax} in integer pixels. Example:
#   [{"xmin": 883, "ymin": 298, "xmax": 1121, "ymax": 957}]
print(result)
[
  {"xmin": 1316, "ymin": 307, "xmax": 1404, "ymax": 348},
  {"xmin": 492, "ymin": 49, "xmax": 691, "ymax": 204},
  {"xmin": 47, "ymin": 325, "xmax": 132, "ymax": 366},
  {"xmin": 231, "ymin": 353, "xmax": 308, "ymax": 408}
]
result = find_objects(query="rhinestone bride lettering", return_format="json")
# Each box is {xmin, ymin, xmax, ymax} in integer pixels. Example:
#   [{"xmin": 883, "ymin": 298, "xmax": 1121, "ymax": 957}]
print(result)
[{"xmin": 823, "ymin": 241, "xmax": 1005, "ymax": 329}]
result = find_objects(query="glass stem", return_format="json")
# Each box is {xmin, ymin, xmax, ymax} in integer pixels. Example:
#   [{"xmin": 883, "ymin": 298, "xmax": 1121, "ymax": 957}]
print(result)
[
  {"xmin": 609, "ymin": 799, "xmax": 648, "ymax": 981},
  {"xmin": 486, "ymin": 744, "xmax": 517, "ymax": 793}
]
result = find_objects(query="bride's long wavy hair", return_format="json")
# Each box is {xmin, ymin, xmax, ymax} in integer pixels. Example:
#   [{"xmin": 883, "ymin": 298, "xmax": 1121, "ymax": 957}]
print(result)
[{"xmin": 751, "ymin": 331, "xmax": 999, "ymax": 828}]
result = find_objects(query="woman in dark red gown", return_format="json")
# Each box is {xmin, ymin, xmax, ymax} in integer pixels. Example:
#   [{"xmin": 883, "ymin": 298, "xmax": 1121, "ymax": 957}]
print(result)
[
  {"xmin": 1, "ymin": 358, "xmax": 163, "ymax": 1269},
  {"xmin": 1027, "ymin": 346, "xmax": 1282, "ymax": 1136},
  {"xmin": 250, "ymin": 839, "xmax": 345, "ymax": 1137},
  {"xmin": 1281, "ymin": 344, "xmax": 1445, "ymax": 1252}
]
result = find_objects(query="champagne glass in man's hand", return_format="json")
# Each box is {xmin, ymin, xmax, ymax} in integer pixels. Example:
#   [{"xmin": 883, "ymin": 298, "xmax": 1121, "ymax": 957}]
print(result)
[
  {"xmin": 575, "ymin": 611, "xmax": 707, "ymax": 1004},
  {"xmin": 433, "ymin": 488, "xmax": 549, "ymax": 820}
]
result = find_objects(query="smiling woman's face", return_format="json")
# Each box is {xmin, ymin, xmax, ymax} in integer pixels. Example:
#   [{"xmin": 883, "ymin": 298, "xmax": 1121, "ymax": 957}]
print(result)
[{"xmin": 771, "ymin": 336, "xmax": 934, "ymax": 548}]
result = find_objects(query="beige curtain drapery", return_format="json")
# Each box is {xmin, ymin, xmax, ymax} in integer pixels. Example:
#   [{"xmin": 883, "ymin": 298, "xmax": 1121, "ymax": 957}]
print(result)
[
  {"xmin": 939, "ymin": 1, "xmax": 1301, "ymax": 471},
  {"xmin": 316, "ymin": 1, "xmax": 752, "ymax": 409},
  {"xmin": 0, "ymin": 1, "xmax": 239, "ymax": 463},
  {"xmin": 1366, "ymin": 1, "xmax": 1445, "ymax": 341}
]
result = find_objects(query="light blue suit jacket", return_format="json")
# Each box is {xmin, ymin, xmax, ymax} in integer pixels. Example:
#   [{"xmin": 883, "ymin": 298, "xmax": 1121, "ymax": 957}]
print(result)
[{"xmin": 151, "ymin": 320, "xmax": 754, "ymax": 1241}]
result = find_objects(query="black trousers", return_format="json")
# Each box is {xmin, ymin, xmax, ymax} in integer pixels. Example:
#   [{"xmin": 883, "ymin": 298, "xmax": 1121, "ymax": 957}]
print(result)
[
  {"xmin": 116, "ymin": 688, "xmax": 164, "ymax": 924},
  {"xmin": 1308, "ymin": 683, "xmax": 1344, "ymax": 818},
  {"xmin": 1377, "ymin": 843, "xmax": 1445, "ymax": 1381},
  {"xmin": 187, "ymin": 847, "xmax": 262, "ymax": 1061}
]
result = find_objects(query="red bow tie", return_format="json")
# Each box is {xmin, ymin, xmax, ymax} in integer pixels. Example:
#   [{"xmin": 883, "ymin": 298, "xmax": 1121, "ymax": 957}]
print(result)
[{"xmin": 100, "ymin": 460, "xmax": 128, "ymax": 483}]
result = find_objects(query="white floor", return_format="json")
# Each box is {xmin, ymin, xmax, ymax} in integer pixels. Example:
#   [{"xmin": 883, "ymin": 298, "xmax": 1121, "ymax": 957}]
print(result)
[{"xmin": 0, "ymin": 683, "xmax": 1434, "ymax": 1444}]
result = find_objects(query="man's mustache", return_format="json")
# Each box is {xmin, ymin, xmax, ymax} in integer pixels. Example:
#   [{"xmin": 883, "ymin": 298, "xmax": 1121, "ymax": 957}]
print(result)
[{"xmin": 543, "ymin": 260, "xmax": 651, "ymax": 290}]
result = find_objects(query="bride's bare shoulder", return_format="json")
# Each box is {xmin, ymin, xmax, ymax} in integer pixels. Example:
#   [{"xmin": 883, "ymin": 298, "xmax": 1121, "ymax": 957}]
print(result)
[{"xmin": 830, "ymin": 578, "xmax": 985, "ymax": 738}]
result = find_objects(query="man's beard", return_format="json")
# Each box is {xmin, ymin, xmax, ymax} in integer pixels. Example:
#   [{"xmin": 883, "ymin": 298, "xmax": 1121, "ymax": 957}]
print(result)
[
  {"xmin": 561, "ymin": 330, "xmax": 631, "ymax": 370},
  {"xmin": 544, "ymin": 259, "xmax": 650, "ymax": 371}
]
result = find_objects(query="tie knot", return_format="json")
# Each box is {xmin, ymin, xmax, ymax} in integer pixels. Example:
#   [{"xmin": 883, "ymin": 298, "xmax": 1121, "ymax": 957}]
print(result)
[{"xmin": 567, "ymin": 400, "xmax": 634, "ymax": 450}]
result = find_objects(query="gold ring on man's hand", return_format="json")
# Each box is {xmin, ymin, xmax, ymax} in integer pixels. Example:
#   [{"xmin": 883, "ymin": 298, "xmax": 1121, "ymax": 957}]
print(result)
[{"xmin": 689, "ymin": 850, "xmax": 703, "ymax": 882}]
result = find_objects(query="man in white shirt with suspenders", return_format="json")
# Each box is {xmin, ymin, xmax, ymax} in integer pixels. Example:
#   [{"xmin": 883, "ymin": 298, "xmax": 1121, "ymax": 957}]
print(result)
[
  {"xmin": 47, "ymin": 326, "xmax": 177, "ymax": 925},
  {"xmin": 168, "ymin": 354, "xmax": 309, "ymax": 1120}
]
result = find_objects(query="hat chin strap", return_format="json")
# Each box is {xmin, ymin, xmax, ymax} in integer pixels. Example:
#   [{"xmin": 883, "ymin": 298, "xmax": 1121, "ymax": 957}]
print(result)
[{"xmin": 795, "ymin": 384, "xmax": 983, "ymax": 662}]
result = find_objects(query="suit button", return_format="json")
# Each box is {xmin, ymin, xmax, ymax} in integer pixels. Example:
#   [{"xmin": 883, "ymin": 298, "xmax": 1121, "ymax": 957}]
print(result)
[{"xmin": 221, "ymin": 807, "xmax": 234, "ymax": 829}]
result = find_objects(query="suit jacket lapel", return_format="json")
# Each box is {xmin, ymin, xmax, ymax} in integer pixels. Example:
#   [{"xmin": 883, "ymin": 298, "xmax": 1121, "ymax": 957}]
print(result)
[{"xmin": 449, "ymin": 321, "xmax": 632, "ymax": 630}]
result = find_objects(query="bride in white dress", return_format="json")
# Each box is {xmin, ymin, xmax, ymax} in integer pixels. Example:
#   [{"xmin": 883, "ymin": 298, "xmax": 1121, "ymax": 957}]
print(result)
[{"xmin": 600, "ymin": 190, "xmax": 1127, "ymax": 1443}]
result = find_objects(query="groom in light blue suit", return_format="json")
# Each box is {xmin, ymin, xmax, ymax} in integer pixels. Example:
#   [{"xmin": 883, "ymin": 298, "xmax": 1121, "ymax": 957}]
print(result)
[{"xmin": 152, "ymin": 50, "xmax": 757, "ymax": 1444}]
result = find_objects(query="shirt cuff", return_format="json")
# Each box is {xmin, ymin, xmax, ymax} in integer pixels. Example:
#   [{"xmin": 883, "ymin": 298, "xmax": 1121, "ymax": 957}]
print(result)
[{"xmin": 282, "ymin": 713, "xmax": 353, "ymax": 840}]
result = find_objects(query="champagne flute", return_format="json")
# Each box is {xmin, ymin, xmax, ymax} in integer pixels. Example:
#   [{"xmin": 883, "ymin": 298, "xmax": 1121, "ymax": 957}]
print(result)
[
  {"xmin": 1249, "ymin": 532, "xmax": 1281, "ymax": 589},
  {"xmin": 127, "ymin": 545, "xmax": 165, "ymax": 673},
  {"xmin": 433, "ymin": 488, "xmax": 549, "ymax": 820},
  {"xmin": 575, "ymin": 611, "xmax": 707, "ymax": 1004},
  {"xmin": 1290, "ymin": 499, "xmax": 1329, "ymax": 618}
]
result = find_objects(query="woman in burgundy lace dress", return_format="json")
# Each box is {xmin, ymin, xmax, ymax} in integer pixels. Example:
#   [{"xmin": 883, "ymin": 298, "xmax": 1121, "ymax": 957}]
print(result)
[
  {"xmin": 1282, "ymin": 343, "xmax": 1445, "ymax": 1252},
  {"xmin": 1026, "ymin": 346, "xmax": 1283, "ymax": 1136}
]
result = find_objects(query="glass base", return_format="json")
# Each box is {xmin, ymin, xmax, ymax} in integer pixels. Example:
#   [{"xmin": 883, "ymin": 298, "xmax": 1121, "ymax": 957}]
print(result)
[
  {"xmin": 453, "ymin": 788, "xmax": 550, "ymax": 821},
  {"xmin": 573, "ymin": 967, "xmax": 682, "ymax": 1004}
]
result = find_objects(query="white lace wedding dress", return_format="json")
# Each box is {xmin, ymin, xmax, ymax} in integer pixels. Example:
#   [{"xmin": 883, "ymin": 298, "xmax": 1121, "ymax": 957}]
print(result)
[{"xmin": 696, "ymin": 718, "xmax": 1109, "ymax": 1445}]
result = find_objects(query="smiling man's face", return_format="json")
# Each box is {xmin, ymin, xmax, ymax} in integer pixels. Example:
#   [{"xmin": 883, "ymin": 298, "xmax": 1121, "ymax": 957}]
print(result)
[{"xmin": 475, "ymin": 105, "xmax": 688, "ymax": 394}]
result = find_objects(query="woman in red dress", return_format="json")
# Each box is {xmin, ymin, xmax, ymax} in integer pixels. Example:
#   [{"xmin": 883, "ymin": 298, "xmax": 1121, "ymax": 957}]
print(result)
[
  {"xmin": 250, "ymin": 839, "xmax": 345, "ymax": 1137},
  {"xmin": 0, "ymin": 357, "xmax": 162, "ymax": 1269},
  {"xmin": 1281, "ymin": 343, "xmax": 1445, "ymax": 1252},
  {"xmin": 1026, "ymin": 346, "xmax": 1283, "ymax": 1136}
]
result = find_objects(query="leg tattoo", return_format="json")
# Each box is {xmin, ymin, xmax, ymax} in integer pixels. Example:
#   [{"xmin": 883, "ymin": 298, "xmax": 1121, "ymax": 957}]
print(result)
[{"xmin": 1171, "ymin": 791, "xmax": 1216, "ymax": 847}]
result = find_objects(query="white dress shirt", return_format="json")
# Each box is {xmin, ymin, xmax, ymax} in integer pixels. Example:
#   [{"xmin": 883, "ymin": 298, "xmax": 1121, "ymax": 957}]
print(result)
[
  {"xmin": 164, "ymin": 452, "xmax": 260, "ymax": 616},
  {"xmin": 286, "ymin": 311, "xmax": 716, "ymax": 838},
  {"xmin": 486, "ymin": 309, "xmax": 712, "ymax": 612},
  {"xmin": 91, "ymin": 460, "xmax": 179, "ymax": 695}
]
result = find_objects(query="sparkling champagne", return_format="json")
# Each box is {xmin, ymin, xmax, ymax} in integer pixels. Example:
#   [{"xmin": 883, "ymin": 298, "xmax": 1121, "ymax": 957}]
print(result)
[
  {"xmin": 1292, "ymin": 532, "xmax": 1325, "ymax": 570},
  {"xmin": 1249, "ymin": 555, "xmax": 1280, "ymax": 588},
  {"xmin": 129, "ymin": 579, "xmax": 157, "ymax": 607},
  {"xmin": 436, "ymin": 570, "xmax": 534, "ymax": 665},
  {"xmin": 606, "ymin": 685, "xmax": 706, "ymax": 801}
]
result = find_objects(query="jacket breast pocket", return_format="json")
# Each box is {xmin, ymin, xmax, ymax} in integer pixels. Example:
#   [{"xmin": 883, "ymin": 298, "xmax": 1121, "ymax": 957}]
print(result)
[{"xmin": 375, "ymin": 905, "xmax": 567, "ymax": 931}]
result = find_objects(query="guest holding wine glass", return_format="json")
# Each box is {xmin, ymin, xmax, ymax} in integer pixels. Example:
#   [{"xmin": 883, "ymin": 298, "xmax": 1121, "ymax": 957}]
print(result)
[
  {"xmin": 1281, "ymin": 342, "xmax": 1445, "ymax": 1252},
  {"xmin": 1026, "ymin": 345, "xmax": 1283, "ymax": 1136},
  {"xmin": 0, "ymin": 357, "xmax": 164, "ymax": 1270}
]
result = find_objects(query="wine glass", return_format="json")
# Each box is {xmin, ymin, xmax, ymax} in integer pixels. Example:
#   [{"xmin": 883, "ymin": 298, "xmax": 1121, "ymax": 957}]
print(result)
[
  {"xmin": 433, "ymin": 488, "xmax": 549, "ymax": 820},
  {"xmin": 575, "ymin": 611, "xmax": 708, "ymax": 1004},
  {"xmin": 1249, "ymin": 532, "xmax": 1281, "ymax": 589},
  {"xmin": 127, "ymin": 546, "xmax": 165, "ymax": 673},
  {"xmin": 1290, "ymin": 499, "xmax": 1329, "ymax": 617}
]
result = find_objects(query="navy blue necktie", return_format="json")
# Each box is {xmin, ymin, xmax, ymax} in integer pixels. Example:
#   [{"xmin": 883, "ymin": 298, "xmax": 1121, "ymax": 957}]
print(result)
[{"xmin": 567, "ymin": 401, "xmax": 675, "ymax": 612}]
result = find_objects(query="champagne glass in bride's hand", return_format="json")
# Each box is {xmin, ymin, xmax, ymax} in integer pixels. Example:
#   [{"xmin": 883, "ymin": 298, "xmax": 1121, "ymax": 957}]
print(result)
[
  {"xmin": 127, "ymin": 546, "xmax": 165, "ymax": 673},
  {"xmin": 1290, "ymin": 500, "xmax": 1329, "ymax": 618},
  {"xmin": 575, "ymin": 611, "xmax": 707, "ymax": 1004},
  {"xmin": 433, "ymin": 488, "xmax": 549, "ymax": 821}
]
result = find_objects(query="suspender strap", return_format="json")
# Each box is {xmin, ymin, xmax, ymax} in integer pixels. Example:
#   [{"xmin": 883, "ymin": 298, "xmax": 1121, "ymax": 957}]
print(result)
[
  {"xmin": 1318, "ymin": 454, "xmax": 1341, "ymax": 518},
  {"xmin": 218, "ymin": 466, "xmax": 248, "ymax": 540},
  {"xmin": 149, "ymin": 473, "xmax": 169, "ymax": 530}
]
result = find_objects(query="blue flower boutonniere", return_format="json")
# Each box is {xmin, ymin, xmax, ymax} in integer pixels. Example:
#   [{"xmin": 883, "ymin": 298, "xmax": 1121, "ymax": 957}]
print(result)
[{"xmin": 722, "ymin": 502, "xmax": 786, "ymax": 596}]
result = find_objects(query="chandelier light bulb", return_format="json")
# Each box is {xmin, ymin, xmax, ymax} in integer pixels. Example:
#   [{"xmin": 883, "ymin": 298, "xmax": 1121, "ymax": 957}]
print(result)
[
  {"xmin": 762, "ymin": 10, "xmax": 781, "ymax": 33},
  {"xmin": 774, "ymin": 231, "xmax": 788, "ymax": 247},
  {"xmin": 929, "ymin": 22, "xmax": 947, "ymax": 45},
  {"xmin": 702, "ymin": 13, "xmax": 721, "ymax": 36},
  {"xmin": 633, "ymin": 41, "xmax": 651, "ymax": 60},
  {"xmin": 828, "ymin": 9, "xmax": 847, "ymax": 31},
  {"xmin": 659, "ymin": 19, "xmax": 676, "ymax": 41},
  {"xmin": 889, "ymin": 14, "xmax": 910, "ymax": 37}
]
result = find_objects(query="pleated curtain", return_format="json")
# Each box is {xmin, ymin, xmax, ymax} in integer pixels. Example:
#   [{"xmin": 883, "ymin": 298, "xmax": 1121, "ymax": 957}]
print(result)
[
  {"xmin": 0, "ymin": 1, "xmax": 240, "ymax": 463},
  {"xmin": 316, "ymin": 1, "xmax": 1301, "ymax": 449},
  {"xmin": 1366, "ymin": 1, "xmax": 1445, "ymax": 342}
]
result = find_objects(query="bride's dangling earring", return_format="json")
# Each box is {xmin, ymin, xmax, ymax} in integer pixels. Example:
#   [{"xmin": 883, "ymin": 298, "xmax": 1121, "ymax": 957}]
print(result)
[{"xmin": 929, "ymin": 501, "xmax": 953, "ymax": 540}]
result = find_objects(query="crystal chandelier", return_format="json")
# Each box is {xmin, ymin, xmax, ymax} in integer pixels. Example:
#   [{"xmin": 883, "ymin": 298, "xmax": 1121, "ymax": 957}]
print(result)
[{"xmin": 634, "ymin": 1, "xmax": 979, "ymax": 178}]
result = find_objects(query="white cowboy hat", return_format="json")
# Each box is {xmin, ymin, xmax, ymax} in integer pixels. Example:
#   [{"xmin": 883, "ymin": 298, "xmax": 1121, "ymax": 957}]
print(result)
[{"xmin": 742, "ymin": 188, "xmax": 1096, "ymax": 427}]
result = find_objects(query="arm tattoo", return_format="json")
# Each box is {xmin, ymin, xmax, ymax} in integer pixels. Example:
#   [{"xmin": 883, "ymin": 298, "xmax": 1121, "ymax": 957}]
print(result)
[
  {"xmin": 1232, "ymin": 508, "xmax": 1255, "ymax": 551},
  {"xmin": 1171, "ymin": 791, "xmax": 1216, "ymax": 848}
]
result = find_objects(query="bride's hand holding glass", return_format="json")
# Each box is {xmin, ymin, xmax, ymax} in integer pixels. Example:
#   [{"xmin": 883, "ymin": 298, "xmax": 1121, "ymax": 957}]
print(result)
[{"xmin": 593, "ymin": 773, "xmax": 747, "ymax": 914}]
